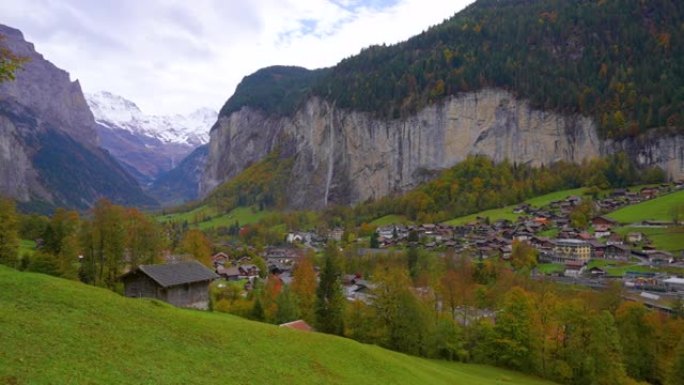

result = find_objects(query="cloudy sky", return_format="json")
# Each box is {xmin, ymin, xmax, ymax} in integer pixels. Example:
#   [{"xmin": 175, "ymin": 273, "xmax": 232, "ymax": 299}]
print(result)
[{"xmin": 3, "ymin": 0, "xmax": 473, "ymax": 115}]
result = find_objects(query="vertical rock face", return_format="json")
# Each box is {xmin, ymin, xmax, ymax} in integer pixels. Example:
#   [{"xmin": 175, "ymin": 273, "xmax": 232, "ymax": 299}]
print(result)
[
  {"xmin": 0, "ymin": 25, "xmax": 96, "ymax": 147},
  {"xmin": 0, "ymin": 24, "xmax": 155, "ymax": 210},
  {"xmin": 201, "ymin": 89, "xmax": 615, "ymax": 209}
]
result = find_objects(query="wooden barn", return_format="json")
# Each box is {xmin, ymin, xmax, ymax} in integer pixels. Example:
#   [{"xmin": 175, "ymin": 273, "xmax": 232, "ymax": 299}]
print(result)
[{"xmin": 121, "ymin": 261, "xmax": 218, "ymax": 310}]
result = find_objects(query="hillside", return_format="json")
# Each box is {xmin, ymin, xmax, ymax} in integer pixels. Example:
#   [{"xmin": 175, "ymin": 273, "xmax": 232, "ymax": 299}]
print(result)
[
  {"xmin": 202, "ymin": 0, "xmax": 684, "ymax": 209},
  {"xmin": 0, "ymin": 266, "xmax": 555, "ymax": 385},
  {"xmin": 223, "ymin": 0, "xmax": 684, "ymax": 140},
  {"xmin": 607, "ymin": 188, "xmax": 684, "ymax": 224}
]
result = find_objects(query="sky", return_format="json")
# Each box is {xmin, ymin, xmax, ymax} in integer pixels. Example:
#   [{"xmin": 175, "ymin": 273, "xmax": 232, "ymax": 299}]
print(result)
[{"xmin": 3, "ymin": 0, "xmax": 474, "ymax": 115}]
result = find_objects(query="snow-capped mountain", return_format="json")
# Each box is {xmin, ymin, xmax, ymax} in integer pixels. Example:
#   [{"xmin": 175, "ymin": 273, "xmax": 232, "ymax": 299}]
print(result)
[
  {"xmin": 87, "ymin": 91, "xmax": 215, "ymax": 146},
  {"xmin": 85, "ymin": 91, "xmax": 217, "ymax": 186}
]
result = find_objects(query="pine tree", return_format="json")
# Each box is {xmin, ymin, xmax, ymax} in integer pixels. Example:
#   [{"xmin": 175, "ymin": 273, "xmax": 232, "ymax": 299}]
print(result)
[{"xmin": 315, "ymin": 243, "xmax": 345, "ymax": 335}]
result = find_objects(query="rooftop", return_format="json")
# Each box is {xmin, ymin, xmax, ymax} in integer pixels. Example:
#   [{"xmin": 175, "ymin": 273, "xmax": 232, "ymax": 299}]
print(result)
[{"xmin": 124, "ymin": 261, "xmax": 218, "ymax": 288}]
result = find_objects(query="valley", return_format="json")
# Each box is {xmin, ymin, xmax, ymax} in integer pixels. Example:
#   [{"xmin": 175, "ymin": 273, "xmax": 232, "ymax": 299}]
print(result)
[{"xmin": 2, "ymin": 0, "xmax": 684, "ymax": 384}]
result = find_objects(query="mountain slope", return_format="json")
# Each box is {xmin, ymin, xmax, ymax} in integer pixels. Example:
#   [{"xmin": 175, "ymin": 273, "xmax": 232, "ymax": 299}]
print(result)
[
  {"xmin": 0, "ymin": 24, "xmax": 155, "ymax": 211},
  {"xmin": 148, "ymin": 144, "xmax": 209, "ymax": 206},
  {"xmin": 87, "ymin": 91, "xmax": 216, "ymax": 184},
  {"xmin": 0, "ymin": 266, "xmax": 555, "ymax": 385},
  {"xmin": 202, "ymin": 0, "xmax": 684, "ymax": 208}
]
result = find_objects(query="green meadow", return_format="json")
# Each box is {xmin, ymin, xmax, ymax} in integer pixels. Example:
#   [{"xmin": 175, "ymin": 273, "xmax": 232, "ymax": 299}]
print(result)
[{"xmin": 0, "ymin": 266, "xmax": 556, "ymax": 385}]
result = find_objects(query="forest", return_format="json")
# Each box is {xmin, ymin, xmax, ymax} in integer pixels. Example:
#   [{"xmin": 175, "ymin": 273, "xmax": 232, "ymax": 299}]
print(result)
[{"xmin": 221, "ymin": 0, "xmax": 684, "ymax": 140}]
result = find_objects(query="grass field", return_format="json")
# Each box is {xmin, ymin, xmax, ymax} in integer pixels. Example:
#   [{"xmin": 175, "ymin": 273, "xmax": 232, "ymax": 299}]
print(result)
[
  {"xmin": 536, "ymin": 263, "xmax": 564, "ymax": 275},
  {"xmin": 370, "ymin": 215, "xmax": 412, "ymax": 226},
  {"xmin": 614, "ymin": 226, "xmax": 684, "ymax": 253},
  {"xmin": 0, "ymin": 266, "xmax": 556, "ymax": 385},
  {"xmin": 157, "ymin": 205, "xmax": 272, "ymax": 230},
  {"xmin": 607, "ymin": 189, "xmax": 684, "ymax": 224},
  {"xmin": 445, "ymin": 188, "xmax": 587, "ymax": 226},
  {"xmin": 18, "ymin": 240, "xmax": 36, "ymax": 256}
]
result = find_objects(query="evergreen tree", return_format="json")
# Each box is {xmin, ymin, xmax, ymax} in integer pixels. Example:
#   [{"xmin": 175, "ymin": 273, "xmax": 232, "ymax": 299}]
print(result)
[
  {"xmin": 369, "ymin": 231, "xmax": 379, "ymax": 249},
  {"xmin": 275, "ymin": 286, "xmax": 299, "ymax": 324},
  {"xmin": 315, "ymin": 243, "xmax": 345, "ymax": 335}
]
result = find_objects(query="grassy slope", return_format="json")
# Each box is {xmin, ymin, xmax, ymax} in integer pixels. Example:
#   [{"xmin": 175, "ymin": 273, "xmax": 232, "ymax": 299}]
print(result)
[
  {"xmin": 0, "ymin": 267, "xmax": 555, "ymax": 385},
  {"xmin": 444, "ymin": 188, "xmax": 586, "ymax": 226},
  {"xmin": 370, "ymin": 215, "xmax": 412, "ymax": 226},
  {"xmin": 157, "ymin": 206, "xmax": 272, "ymax": 230},
  {"xmin": 607, "ymin": 189, "xmax": 684, "ymax": 223}
]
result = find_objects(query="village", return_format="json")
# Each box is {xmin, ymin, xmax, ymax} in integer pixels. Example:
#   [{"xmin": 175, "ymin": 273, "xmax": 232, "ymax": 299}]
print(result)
[{"xmin": 183, "ymin": 183, "xmax": 684, "ymax": 315}]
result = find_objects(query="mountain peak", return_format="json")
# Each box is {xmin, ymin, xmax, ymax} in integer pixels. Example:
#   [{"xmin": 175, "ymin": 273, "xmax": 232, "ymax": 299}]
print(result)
[{"xmin": 86, "ymin": 91, "xmax": 217, "ymax": 146}]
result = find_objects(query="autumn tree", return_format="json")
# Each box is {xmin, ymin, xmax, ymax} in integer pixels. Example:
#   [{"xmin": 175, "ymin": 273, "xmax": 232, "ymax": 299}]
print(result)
[
  {"xmin": 79, "ymin": 199, "xmax": 127, "ymax": 288},
  {"xmin": 493, "ymin": 287, "xmax": 539, "ymax": 373},
  {"xmin": 589, "ymin": 311, "xmax": 629, "ymax": 385},
  {"xmin": 179, "ymin": 229, "xmax": 212, "ymax": 266},
  {"xmin": 510, "ymin": 240, "xmax": 538, "ymax": 270},
  {"xmin": 669, "ymin": 336, "xmax": 684, "ymax": 385},
  {"xmin": 291, "ymin": 256, "xmax": 317, "ymax": 323},
  {"xmin": 438, "ymin": 255, "xmax": 475, "ymax": 325},
  {"xmin": 0, "ymin": 197, "xmax": 19, "ymax": 267},
  {"xmin": 43, "ymin": 209, "xmax": 81, "ymax": 279},
  {"xmin": 372, "ymin": 265, "xmax": 432, "ymax": 356},
  {"xmin": 315, "ymin": 243, "xmax": 345, "ymax": 335},
  {"xmin": 616, "ymin": 302, "xmax": 657, "ymax": 382},
  {"xmin": 125, "ymin": 208, "xmax": 164, "ymax": 268}
]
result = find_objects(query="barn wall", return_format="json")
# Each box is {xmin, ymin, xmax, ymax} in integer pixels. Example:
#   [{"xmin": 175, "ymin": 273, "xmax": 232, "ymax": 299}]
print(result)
[
  {"xmin": 123, "ymin": 273, "xmax": 161, "ymax": 299},
  {"xmin": 166, "ymin": 281, "xmax": 211, "ymax": 309}
]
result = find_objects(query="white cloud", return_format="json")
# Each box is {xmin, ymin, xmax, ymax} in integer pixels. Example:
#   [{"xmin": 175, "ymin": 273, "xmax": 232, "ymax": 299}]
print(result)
[{"xmin": 2, "ymin": 0, "xmax": 473, "ymax": 115}]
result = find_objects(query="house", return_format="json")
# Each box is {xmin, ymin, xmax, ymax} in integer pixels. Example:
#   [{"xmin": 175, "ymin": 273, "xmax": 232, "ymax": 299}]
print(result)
[
  {"xmin": 663, "ymin": 277, "xmax": 684, "ymax": 292},
  {"xmin": 551, "ymin": 239, "xmax": 592, "ymax": 263},
  {"xmin": 640, "ymin": 187, "xmax": 659, "ymax": 199},
  {"xmin": 606, "ymin": 233, "xmax": 624, "ymax": 246},
  {"xmin": 592, "ymin": 216, "xmax": 618, "ymax": 228},
  {"xmin": 121, "ymin": 261, "xmax": 218, "ymax": 309},
  {"xmin": 647, "ymin": 251, "xmax": 674, "ymax": 265},
  {"xmin": 604, "ymin": 244, "xmax": 630, "ymax": 260},
  {"xmin": 212, "ymin": 252, "xmax": 230, "ymax": 266},
  {"xmin": 279, "ymin": 320, "xmax": 314, "ymax": 332},
  {"xmin": 627, "ymin": 232, "xmax": 644, "ymax": 244},
  {"xmin": 564, "ymin": 260, "xmax": 586, "ymax": 278},
  {"xmin": 216, "ymin": 265, "xmax": 241, "ymax": 280}
]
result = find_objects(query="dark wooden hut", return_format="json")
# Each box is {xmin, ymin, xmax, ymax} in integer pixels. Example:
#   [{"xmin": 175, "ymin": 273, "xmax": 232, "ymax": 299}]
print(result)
[{"xmin": 121, "ymin": 261, "xmax": 218, "ymax": 309}]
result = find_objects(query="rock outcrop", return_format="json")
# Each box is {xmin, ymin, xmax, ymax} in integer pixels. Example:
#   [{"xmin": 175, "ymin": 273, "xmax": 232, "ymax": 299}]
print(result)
[
  {"xmin": 0, "ymin": 24, "xmax": 155, "ymax": 210},
  {"xmin": 205, "ymin": 89, "xmax": 665, "ymax": 209}
]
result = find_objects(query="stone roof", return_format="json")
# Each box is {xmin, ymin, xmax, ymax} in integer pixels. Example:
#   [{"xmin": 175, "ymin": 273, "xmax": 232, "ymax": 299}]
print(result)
[{"xmin": 128, "ymin": 261, "xmax": 218, "ymax": 288}]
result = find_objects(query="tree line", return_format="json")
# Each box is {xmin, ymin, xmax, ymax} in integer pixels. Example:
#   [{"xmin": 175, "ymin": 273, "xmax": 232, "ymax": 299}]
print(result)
[
  {"xmin": 215, "ymin": 242, "xmax": 684, "ymax": 385},
  {"xmin": 0, "ymin": 198, "xmax": 215, "ymax": 291}
]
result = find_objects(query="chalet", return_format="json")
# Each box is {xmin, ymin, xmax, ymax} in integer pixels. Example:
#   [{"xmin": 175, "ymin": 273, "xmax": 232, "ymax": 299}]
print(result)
[
  {"xmin": 604, "ymin": 244, "xmax": 630, "ymax": 260},
  {"xmin": 592, "ymin": 216, "xmax": 618, "ymax": 228},
  {"xmin": 640, "ymin": 187, "xmax": 659, "ymax": 199},
  {"xmin": 647, "ymin": 251, "xmax": 674, "ymax": 265},
  {"xmin": 587, "ymin": 266, "xmax": 606, "ymax": 277},
  {"xmin": 606, "ymin": 233, "xmax": 624, "ymax": 246},
  {"xmin": 212, "ymin": 252, "xmax": 230, "ymax": 266},
  {"xmin": 627, "ymin": 232, "xmax": 644, "ymax": 244},
  {"xmin": 564, "ymin": 260, "xmax": 586, "ymax": 278},
  {"xmin": 121, "ymin": 261, "xmax": 218, "ymax": 309},
  {"xmin": 216, "ymin": 265, "xmax": 240, "ymax": 280}
]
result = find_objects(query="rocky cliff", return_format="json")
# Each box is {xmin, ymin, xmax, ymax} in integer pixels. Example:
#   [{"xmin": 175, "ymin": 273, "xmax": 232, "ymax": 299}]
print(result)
[
  {"xmin": 0, "ymin": 25, "xmax": 156, "ymax": 211},
  {"xmin": 201, "ymin": 89, "xmax": 684, "ymax": 209}
]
